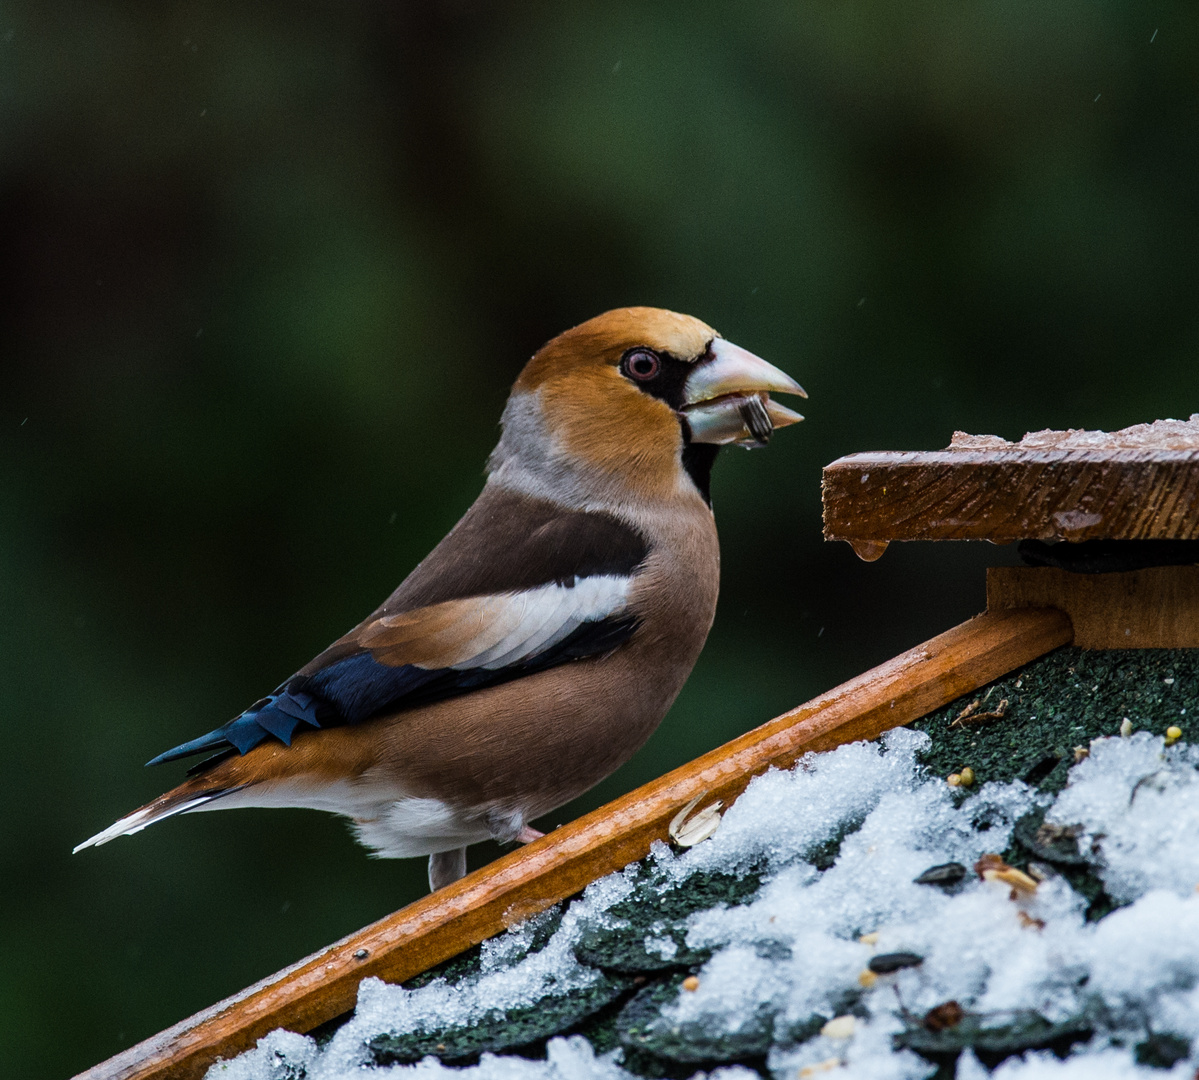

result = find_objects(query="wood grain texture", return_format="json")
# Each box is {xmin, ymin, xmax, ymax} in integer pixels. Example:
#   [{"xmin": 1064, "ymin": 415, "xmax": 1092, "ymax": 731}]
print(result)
[
  {"xmin": 988, "ymin": 565, "xmax": 1199, "ymax": 648},
  {"xmin": 75, "ymin": 606, "xmax": 1072, "ymax": 1080},
  {"xmin": 822, "ymin": 448, "xmax": 1199, "ymax": 543}
]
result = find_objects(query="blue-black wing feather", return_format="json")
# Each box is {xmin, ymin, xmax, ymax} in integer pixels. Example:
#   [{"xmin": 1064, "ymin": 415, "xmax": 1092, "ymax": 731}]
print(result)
[{"xmin": 147, "ymin": 614, "xmax": 639, "ymax": 767}]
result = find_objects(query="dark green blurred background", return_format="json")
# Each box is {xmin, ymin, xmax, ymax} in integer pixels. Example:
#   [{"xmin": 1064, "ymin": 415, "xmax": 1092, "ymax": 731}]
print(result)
[{"xmin": 3, "ymin": 2, "xmax": 1198, "ymax": 1075}]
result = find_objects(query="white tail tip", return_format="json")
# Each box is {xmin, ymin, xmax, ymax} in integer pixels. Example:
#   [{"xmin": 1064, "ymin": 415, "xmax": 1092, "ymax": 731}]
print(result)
[{"xmin": 73, "ymin": 794, "xmax": 220, "ymax": 853}]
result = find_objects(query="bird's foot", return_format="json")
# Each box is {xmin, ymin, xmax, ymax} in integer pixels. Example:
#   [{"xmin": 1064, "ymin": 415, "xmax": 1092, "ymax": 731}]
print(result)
[
  {"xmin": 483, "ymin": 807, "xmax": 544, "ymax": 845},
  {"xmin": 428, "ymin": 847, "xmax": 467, "ymax": 891}
]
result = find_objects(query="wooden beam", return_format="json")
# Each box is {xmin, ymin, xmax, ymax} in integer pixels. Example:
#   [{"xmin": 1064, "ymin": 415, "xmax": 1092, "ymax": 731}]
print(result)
[
  {"xmin": 822, "ymin": 447, "xmax": 1199, "ymax": 546},
  {"xmin": 76, "ymin": 606, "xmax": 1072, "ymax": 1080},
  {"xmin": 988, "ymin": 565, "xmax": 1199, "ymax": 648}
]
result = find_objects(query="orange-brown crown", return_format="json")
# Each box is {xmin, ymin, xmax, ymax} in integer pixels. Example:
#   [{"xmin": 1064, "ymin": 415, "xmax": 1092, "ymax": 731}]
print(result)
[{"xmin": 514, "ymin": 308, "xmax": 717, "ymax": 392}]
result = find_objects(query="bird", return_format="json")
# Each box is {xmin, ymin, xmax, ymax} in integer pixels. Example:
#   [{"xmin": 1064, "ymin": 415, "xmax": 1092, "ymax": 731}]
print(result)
[{"xmin": 74, "ymin": 307, "xmax": 806, "ymax": 891}]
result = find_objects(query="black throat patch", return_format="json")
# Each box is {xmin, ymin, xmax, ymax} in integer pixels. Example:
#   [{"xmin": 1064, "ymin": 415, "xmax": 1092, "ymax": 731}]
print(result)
[{"xmin": 682, "ymin": 443, "xmax": 720, "ymax": 506}]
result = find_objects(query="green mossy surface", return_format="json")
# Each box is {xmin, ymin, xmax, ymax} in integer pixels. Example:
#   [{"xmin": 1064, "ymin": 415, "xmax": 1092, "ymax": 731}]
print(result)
[
  {"xmin": 912, "ymin": 646, "xmax": 1199, "ymax": 922},
  {"xmin": 313, "ymin": 908, "xmax": 566, "ymax": 1048},
  {"xmin": 573, "ymin": 867, "xmax": 763, "ymax": 975},
  {"xmin": 342, "ymin": 646, "xmax": 1199, "ymax": 1073},
  {"xmin": 911, "ymin": 647, "xmax": 1199, "ymax": 793},
  {"xmin": 615, "ymin": 971, "xmax": 828, "ymax": 1066},
  {"xmin": 405, "ymin": 906, "xmax": 566, "ymax": 992},
  {"xmin": 1135, "ymin": 1032, "xmax": 1192, "ymax": 1069},
  {"xmin": 895, "ymin": 1009, "xmax": 1095, "ymax": 1073},
  {"xmin": 1004, "ymin": 805, "xmax": 1116, "ymax": 922},
  {"xmin": 617, "ymin": 973, "xmax": 773, "ymax": 1065},
  {"xmin": 368, "ymin": 971, "xmax": 636, "ymax": 1065}
]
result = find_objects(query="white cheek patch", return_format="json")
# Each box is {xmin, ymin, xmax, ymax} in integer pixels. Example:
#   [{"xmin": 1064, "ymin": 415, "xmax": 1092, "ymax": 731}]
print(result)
[{"xmin": 488, "ymin": 390, "xmax": 614, "ymax": 510}]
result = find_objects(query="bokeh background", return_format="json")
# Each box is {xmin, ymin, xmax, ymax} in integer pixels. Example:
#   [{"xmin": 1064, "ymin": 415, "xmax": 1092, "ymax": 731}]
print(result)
[{"xmin": 3, "ymin": 2, "xmax": 1198, "ymax": 1075}]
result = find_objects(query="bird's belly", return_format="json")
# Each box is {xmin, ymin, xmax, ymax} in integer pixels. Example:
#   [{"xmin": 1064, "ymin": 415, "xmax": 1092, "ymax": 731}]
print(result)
[
  {"xmin": 194, "ymin": 778, "xmax": 489, "ymax": 858},
  {"xmin": 362, "ymin": 645, "xmax": 697, "ymax": 824},
  {"xmin": 350, "ymin": 797, "xmax": 492, "ymax": 858}
]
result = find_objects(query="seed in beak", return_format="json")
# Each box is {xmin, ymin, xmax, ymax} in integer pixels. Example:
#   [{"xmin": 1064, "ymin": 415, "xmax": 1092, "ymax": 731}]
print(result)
[{"xmin": 738, "ymin": 396, "xmax": 773, "ymax": 446}]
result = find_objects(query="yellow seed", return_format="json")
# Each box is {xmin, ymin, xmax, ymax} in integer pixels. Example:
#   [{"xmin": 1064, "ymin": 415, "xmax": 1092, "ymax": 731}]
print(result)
[
  {"xmin": 1166, "ymin": 726, "xmax": 1183, "ymax": 746},
  {"xmin": 669, "ymin": 793, "xmax": 724, "ymax": 848},
  {"xmin": 858, "ymin": 931, "xmax": 880, "ymax": 945},
  {"xmin": 982, "ymin": 866, "xmax": 1039, "ymax": 894},
  {"xmin": 1120, "ymin": 718, "xmax": 1134, "ymax": 737},
  {"xmin": 800, "ymin": 1059, "xmax": 843, "ymax": 1077},
  {"xmin": 947, "ymin": 773, "xmax": 962, "ymax": 787},
  {"xmin": 858, "ymin": 969, "xmax": 878, "ymax": 988},
  {"xmin": 958, "ymin": 767, "xmax": 975, "ymax": 787},
  {"xmin": 682, "ymin": 976, "xmax": 700, "ymax": 992},
  {"xmin": 1073, "ymin": 746, "xmax": 1090, "ymax": 763},
  {"xmin": 820, "ymin": 1015, "xmax": 856, "ymax": 1039}
]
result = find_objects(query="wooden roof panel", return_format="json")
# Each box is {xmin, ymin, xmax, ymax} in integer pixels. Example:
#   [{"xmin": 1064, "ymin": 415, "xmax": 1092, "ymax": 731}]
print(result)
[{"xmin": 823, "ymin": 419, "xmax": 1199, "ymax": 545}]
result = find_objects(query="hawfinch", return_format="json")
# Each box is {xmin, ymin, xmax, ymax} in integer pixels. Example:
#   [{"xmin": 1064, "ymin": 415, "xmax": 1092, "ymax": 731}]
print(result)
[{"xmin": 76, "ymin": 308, "xmax": 806, "ymax": 890}]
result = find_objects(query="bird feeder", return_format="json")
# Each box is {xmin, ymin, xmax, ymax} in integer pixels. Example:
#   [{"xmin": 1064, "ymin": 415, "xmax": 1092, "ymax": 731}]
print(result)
[
  {"xmin": 77, "ymin": 419, "xmax": 1199, "ymax": 1080},
  {"xmin": 823, "ymin": 418, "xmax": 1199, "ymax": 648}
]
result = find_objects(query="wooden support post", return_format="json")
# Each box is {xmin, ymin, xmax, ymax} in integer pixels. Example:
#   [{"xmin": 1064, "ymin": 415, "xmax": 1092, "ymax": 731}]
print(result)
[
  {"xmin": 76, "ymin": 606, "xmax": 1071, "ymax": 1080},
  {"xmin": 988, "ymin": 565, "xmax": 1199, "ymax": 648}
]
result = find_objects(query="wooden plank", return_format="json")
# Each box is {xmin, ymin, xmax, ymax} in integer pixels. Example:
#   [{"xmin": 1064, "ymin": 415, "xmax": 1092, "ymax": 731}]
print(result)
[
  {"xmin": 76, "ymin": 606, "xmax": 1072, "ymax": 1080},
  {"xmin": 822, "ymin": 447, "xmax": 1199, "ymax": 546},
  {"xmin": 988, "ymin": 565, "xmax": 1199, "ymax": 648}
]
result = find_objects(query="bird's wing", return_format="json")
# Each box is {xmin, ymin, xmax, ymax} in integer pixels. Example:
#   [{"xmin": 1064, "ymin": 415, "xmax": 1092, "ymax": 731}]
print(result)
[
  {"xmin": 148, "ymin": 489, "xmax": 649, "ymax": 765},
  {"xmin": 297, "ymin": 573, "xmax": 638, "ymax": 729}
]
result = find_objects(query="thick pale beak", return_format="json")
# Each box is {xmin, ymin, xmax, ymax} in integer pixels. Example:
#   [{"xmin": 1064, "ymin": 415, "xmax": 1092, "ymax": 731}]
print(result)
[{"xmin": 681, "ymin": 338, "xmax": 806, "ymax": 447}]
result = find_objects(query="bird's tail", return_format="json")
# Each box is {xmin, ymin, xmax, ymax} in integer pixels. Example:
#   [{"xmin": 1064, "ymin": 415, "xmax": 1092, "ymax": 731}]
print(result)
[{"xmin": 73, "ymin": 778, "xmax": 243, "ymax": 853}]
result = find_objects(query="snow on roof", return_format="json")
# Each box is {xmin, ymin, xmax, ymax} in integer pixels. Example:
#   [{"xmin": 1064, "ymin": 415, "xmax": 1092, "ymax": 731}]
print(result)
[
  {"xmin": 948, "ymin": 415, "xmax": 1199, "ymax": 451},
  {"xmin": 207, "ymin": 647, "xmax": 1199, "ymax": 1080}
]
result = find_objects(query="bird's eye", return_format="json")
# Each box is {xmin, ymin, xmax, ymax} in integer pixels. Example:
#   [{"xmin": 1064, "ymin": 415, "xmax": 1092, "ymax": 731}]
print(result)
[{"xmin": 622, "ymin": 349, "xmax": 661, "ymax": 382}]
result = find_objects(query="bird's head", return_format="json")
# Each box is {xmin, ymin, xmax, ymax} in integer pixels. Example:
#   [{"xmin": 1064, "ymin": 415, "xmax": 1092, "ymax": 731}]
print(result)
[{"xmin": 490, "ymin": 307, "xmax": 806, "ymax": 508}]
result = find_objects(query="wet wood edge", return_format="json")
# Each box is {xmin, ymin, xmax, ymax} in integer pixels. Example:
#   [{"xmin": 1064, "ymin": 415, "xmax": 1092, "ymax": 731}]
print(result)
[
  {"xmin": 76, "ymin": 606, "xmax": 1073, "ymax": 1080},
  {"xmin": 822, "ymin": 448, "xmax": 1199, "ymax": 544}
]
